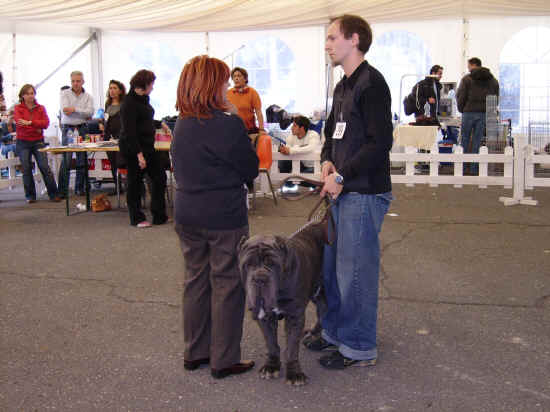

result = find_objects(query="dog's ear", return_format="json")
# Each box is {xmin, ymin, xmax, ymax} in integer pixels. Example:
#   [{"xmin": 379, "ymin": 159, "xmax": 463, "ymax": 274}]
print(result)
[
  {"xmin": 274, "ymin": 236, "xmax": 298, "ymax": 278},
  {"xmin": 237, "ymin": 235, "xmax": 248, "ymax": 254},
  {"xmin": 273, "ymin": 236, "xmax": 288, "ymax": 256}
]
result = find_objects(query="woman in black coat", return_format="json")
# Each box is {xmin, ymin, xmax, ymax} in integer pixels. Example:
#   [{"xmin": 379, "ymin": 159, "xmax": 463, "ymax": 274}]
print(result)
[{"xmin": 119, "ymin": 70, "xmax": 170, "ymax": 228}]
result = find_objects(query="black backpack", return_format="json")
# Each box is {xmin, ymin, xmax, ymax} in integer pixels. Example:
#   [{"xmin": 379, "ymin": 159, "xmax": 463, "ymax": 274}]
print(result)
[{"xmin": 403, "ymin": 84, "xmax": 420, "ymax": 116}]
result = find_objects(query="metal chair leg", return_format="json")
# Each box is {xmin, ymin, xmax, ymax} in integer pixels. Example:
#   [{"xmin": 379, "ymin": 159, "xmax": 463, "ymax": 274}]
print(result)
[{"xmin": 264, "ymin": 170, "xmax": 277, "ymax": 205}]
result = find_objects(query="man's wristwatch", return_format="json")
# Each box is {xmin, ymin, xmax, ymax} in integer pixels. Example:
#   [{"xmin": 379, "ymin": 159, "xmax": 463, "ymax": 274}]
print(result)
[{"xmin": 334, "ymin": 174, "xmax": 344, "ymax": 185}]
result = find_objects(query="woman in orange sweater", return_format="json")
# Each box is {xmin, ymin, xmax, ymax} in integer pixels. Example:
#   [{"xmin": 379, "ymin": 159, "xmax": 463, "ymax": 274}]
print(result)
[
  {"xmin": 226, "ymin": 67, "xmax": 265, "ymax": 135},
  {"xmin": 14, "ymin": 84, "xmax": 60, "ymax": 203}
]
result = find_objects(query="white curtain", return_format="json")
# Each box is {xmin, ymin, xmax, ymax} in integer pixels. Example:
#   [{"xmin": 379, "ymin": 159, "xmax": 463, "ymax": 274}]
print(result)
[
  {"xmin": 101, "ymin": 31, "xmax": 206, "ymax": 118},
  {"xmin": 209, "ymin": 26, "xmax": 326, "ymax": 118}
]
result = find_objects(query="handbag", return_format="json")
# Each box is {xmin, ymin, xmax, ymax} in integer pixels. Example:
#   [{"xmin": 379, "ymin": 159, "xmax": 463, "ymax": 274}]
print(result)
[{"xmin": 91, "ymin": 194, "xmax": 112, "ymax": 212}]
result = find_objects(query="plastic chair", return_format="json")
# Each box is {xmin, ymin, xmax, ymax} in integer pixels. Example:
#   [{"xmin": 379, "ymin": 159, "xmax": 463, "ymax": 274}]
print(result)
[{"xmin": 254, "ymin": 134, "xmax": 277, "ymax": 205}]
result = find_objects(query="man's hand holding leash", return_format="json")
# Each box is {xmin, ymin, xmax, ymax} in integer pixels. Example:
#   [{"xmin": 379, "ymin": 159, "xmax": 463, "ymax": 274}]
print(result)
[{"xmin": 320, "ymin": 161, "xmax": 343, "ymax": 200}]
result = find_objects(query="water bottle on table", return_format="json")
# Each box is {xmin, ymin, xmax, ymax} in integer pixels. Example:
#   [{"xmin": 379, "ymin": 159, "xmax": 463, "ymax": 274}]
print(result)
[
  {"xmin": 66, "ymin": 128, "xmax": 74, "ymax": 145},
  {"xmin": 424, "ymin": 102, "xmax": 431, "ymax": 117}
]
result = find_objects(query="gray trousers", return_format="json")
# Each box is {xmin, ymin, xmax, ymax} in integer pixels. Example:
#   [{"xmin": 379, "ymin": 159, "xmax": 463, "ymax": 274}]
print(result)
[{"xmin": 175, "ymin": 223, "xmax": 248, "ymax": 370}]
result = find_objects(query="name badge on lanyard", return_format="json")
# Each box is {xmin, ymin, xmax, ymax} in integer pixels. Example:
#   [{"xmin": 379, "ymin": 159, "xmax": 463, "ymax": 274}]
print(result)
[{"xmin": 333, "ymin": 111, "xmax": 346, "ymax": 140}]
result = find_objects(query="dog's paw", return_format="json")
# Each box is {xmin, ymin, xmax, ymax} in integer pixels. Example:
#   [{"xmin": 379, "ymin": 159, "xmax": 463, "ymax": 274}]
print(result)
[
  {"xmin": 259, "ymin": 364, "xmax": 280, "ymax": 379},
  {"xmin": 259, "ymin": 356, "xmax": 281, "ymax": 379},
  {"xmin": 285, "ymin": 361, "xmax": 308, "ymax": 386},
  {"xmin": 285, "ymin": 370, "xmax": 308, "ymax": 386}
]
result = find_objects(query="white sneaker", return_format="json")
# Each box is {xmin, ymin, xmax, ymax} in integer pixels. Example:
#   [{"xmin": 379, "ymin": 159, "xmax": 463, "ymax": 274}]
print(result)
[{"xmin": 137, "ymin": 221, "xmax": 152, "ymax": 228}]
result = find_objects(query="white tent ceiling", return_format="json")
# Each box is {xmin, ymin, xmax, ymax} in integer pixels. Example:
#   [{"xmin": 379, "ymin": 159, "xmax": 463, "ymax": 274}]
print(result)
[{"xmin": 1, "ymin": 0, "xmax": 550, "ymax": 31}]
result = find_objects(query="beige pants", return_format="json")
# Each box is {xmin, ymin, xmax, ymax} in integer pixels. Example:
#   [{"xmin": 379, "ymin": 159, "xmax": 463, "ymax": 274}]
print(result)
[{"xmin": 175, "ymin": 223, "xmax": 248, "ymax": 370}]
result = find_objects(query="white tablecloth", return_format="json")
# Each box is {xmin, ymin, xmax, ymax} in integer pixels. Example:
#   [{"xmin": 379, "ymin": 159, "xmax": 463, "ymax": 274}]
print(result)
[{"xmin": 393, "ymin": 125, "xmax": 440, "ymax": 150}]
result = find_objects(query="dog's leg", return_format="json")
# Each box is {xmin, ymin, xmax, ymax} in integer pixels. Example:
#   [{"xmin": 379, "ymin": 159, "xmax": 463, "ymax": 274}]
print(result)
[
  {"xmin": 257, "ymin": 317, "xmax": 281, "ymax": 379},
  {"xmin": 306, "ymin": 289, "xmax": 327, "ymax": 339},
  {"xmin": 284, "ymin": 313, "xmax": 307, "ymax": 386}
]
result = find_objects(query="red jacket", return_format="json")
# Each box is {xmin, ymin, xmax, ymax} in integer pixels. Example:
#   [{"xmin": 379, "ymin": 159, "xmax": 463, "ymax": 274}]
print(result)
[{"xmin": 14, "ymin": 102, "xmax": 50, "ymax": 141}]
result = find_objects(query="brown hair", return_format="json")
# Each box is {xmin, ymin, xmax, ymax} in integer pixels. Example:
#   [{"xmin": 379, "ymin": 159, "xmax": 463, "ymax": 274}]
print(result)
[
  {"xmin": 18, "ymin": 84, "xmax": 36, "ymax": 103},
  {"xmin": 331, "ymin": 14, "xmax": 373, "ymax": 54},
  {"xmin": 430, "ymin": 65, "xmax": 443, "ymax": 74},
  {"xmin": 130, "ymin": 69, "xmax": 156, "ymax": 90},
  {"xmin": 468, "ymin": 57, "xmax": 482, "ymax": 67},
  {"xmin": 231, "ymin": 67, "xmax": 248, "ymax": 84},
  {"xmin": 105, "ymin": 80, "xmax": 126, "ymax": 108},
  {"xmin": 177, "ymin": 55, "xmax": 230, "ymax": 119}
]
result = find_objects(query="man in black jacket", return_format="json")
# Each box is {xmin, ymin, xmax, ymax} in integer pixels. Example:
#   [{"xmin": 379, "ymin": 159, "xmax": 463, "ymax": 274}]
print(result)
[
  {"xmin": 410, "ymin": 65, "xmax": 443, "ymax": 119},
  {"xmin": 456, "ymin": 57, "xmax": 499, "ymax": 174},
  {"xmin": 303, "ymin": 14, "xmax": 393, "ymax": 370}
]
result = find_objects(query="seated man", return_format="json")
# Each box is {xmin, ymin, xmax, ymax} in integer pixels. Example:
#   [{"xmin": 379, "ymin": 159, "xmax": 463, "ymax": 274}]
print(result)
[
  {"xmin": 278, "ymin": 115, "xmax": 321, "ymax": 174},
  {"xmin": 1, "ymin": 110, "xmax": 16, "ymax": 158}
]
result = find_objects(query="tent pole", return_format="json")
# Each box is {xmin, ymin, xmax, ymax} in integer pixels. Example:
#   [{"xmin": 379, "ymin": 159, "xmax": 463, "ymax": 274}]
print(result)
[
  {"xmin": 91, "ymin": 28, "xmax": 104, "ymax": 110},
  {"xmin": 462, "ymin": 18, "xmax": 470, "ymax": 75},
  {"xmin": 12, "ymin": 33, "xmax": 16, "ymax": 104},
  {"xmin": 35, "ymin": 32, "xmax": 96, "ymax": 90},
  {"xmin": 324, "ymin": 24, "xmax": 332, "ymax": 120}
]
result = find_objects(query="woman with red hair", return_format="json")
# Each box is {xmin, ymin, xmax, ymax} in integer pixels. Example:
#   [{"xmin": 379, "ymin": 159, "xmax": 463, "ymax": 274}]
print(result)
[{"xmin": 172, "ymin": 55, "xmax": 258, "ymax": 379}]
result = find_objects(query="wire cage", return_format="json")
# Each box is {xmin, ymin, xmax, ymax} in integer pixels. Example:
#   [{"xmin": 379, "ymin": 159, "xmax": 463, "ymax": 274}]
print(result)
[
  {"xmin": 527, "ymin": 120, "xmax": 550, "ymax": 154},
  {"xmin": 484, "ymin": 95, "xmax": 511, "ymax": 154}
]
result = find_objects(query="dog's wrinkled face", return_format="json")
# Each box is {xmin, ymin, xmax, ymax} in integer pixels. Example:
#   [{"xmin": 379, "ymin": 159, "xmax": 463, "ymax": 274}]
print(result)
[{"xmin": 238, "ymin": 235, "xmax": 289, "ymax": 321}]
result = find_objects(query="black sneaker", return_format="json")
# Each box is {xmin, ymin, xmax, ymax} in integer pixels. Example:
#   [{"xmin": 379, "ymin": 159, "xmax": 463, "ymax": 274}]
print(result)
[
  {"xmin": 319, "ymin": 351, "xmax": 376, "ymax": 370},
  {"xmin": 303, "ymin": 335, "xmax": 337, "ymax": 352}
]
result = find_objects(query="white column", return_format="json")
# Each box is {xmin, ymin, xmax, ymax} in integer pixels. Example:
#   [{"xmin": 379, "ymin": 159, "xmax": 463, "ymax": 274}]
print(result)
[
  {"xmin": 461, "ymin": 18, "xmax": 469, "ymax": 74},
  {"xmin": 90, "ymin": 29, "xmax": 104, "ymax": 110},
  {"xmin": 12, "ymin": 33, "xmax": 17, "ymax": 102}
]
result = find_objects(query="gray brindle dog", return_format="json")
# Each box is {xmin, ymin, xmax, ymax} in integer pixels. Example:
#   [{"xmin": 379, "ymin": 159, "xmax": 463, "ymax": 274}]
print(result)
[{"xmin": 238, "ymin": 222, "xmax": 327, "ymax": 385}]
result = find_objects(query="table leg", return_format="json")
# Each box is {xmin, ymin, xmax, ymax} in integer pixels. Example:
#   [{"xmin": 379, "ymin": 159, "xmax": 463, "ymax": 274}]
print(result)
[
  {"xmin": 64, "ymin": 152, "xmax": 70, "ymax": 216},
  {"xmin": 84, "ymin": 152, "xmax": 90, "ymax": 211}
]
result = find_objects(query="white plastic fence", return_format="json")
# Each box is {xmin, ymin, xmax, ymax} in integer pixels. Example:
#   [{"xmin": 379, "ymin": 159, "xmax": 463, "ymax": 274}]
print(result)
[
  {"xmin": 525, "ymin": 146, "xmax": 550, "ymax": 189},
  {"xmin": 270, "ymin": 144, "xmax": 514, "ymax": 189},
  {"xmin": 0, "ymin": 151, "xmax": 46, "ymax": 191},
  {"xmin": 3, "ymin": 137, "xmax": 549, "ymax": 205},
  {"xmin": 264, "ymin": 135, "xmax": 548, "ymax": 206}
]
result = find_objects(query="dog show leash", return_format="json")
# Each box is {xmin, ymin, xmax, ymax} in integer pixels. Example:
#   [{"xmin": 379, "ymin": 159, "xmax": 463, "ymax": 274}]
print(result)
[{"xmin": 278, "ymin": 175, "xmax": 336, "ymax": 245}]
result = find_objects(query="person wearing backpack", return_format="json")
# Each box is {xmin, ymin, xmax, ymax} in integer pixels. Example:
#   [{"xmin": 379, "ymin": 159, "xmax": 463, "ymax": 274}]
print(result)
[{"xmin": 404, "ymin": 65, "xmax": 443, "ymax": 119}]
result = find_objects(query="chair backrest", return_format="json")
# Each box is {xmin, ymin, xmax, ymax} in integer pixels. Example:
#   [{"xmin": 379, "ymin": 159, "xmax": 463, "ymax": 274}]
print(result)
[{"xmin": 256, "ymin": 134, "xmax": 273, "ymax": 170}]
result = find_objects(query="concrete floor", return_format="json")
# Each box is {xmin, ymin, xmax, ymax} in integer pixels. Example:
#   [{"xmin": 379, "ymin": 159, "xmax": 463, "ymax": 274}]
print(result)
[{"xmin": 1, "ymin": 184, "xmax": 549, "ymax": 411}]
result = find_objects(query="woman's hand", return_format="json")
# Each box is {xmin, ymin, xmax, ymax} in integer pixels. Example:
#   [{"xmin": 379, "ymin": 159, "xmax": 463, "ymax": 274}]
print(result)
[
  {"xmin": 161, "ymin": 122, "xmax": 171, "ymax": 135},
  {"xmin": 17, "ymin": 119, "xmax": 32, "ymax": 126},
  {"xmin": 137, "ymin": 152, "xmax": 147, "ymax": 169}
]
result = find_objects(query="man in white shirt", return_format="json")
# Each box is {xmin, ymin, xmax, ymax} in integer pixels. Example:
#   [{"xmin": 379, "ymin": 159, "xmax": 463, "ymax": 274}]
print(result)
[
  {"xmin": 278, "ymin": 115, "xmax": 320, "ymax": 174},
  {"xmin": 58, "ymin": 71, "xmax": 94, "ymax": 197}
]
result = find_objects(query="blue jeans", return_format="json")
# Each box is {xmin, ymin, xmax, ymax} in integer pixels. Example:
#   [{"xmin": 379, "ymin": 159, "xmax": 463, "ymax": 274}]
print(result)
[
  {"xmin": 1, "ymin": 142, "xmax": 16, "ymax": 158},
  {"xmin": 15, "ymin": 139, "xmax": 59, "ymax": 200},
  {"xmin": 321, "ymin": 191, "xmax": 392, "ymax": 360},
  {"xmin": 461, "ymin": 112, "xmax": 485, "ymax": 174},
  {"xmin": 58, "ymin": 125, "xmax": 86, "ymax": 194}
]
